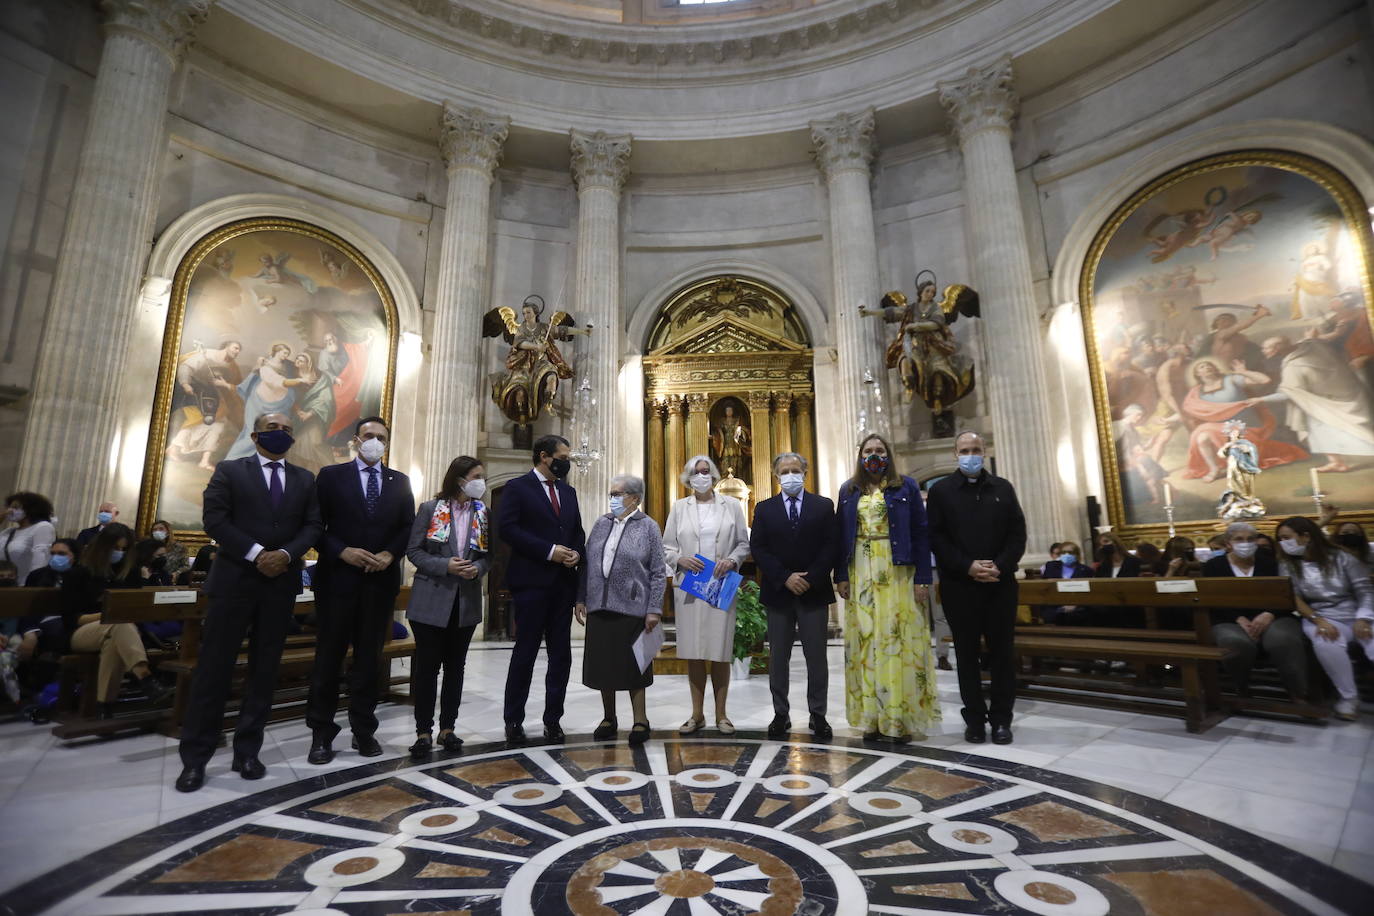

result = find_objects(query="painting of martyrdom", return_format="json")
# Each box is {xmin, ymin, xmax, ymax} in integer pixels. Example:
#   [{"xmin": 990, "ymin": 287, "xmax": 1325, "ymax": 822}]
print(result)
[
  {"xmin": 708, "ymin": 397, "xmax": 752, "ymax": 481},
  {"xmin": 483, "ymin": 294, "xmax": 584, "ymax": 443},
  {"xmin": 1086, "ymin": 153, "xmax": 1374, "ymax": 529},
  {"xmin": 148, "ymin": 219, "xmax": 394, "ymax": 532}
]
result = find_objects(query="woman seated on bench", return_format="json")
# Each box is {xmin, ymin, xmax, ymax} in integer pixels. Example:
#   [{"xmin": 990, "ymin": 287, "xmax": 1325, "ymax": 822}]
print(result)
[
  {"xmin": 1040, "ymin": 541, "xmax": 1095, "ymax": 625},
  {"xmin": 1202, "ymin": 522, "xmax": 1308, "ymax": 703},
  {"xmin": 1276, "ymin": 516, "xmax": 1374, "ymax": 721},
  {"xmin": 62, "ymin": 523, "xmax": 171, "ymax": 715}
]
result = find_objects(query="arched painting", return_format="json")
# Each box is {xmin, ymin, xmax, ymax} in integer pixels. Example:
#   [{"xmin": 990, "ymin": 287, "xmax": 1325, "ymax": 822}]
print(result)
[
  {"xmin": 139, "ymin": 217, "xmax": 397, "ymax": 534},
  {"xmin": 1082, "ymin": 151, "xmax": 1374, "ymax": 538}
]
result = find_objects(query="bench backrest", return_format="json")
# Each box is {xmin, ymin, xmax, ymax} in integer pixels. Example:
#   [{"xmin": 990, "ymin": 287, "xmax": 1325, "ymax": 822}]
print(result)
[
  {"xmin": 1018, "ymin": 577, "xmax": 1294, "ymax": 611},
  {"xmin": 0, "ymin": 587, "xmax": 61, "ymax": 619}
]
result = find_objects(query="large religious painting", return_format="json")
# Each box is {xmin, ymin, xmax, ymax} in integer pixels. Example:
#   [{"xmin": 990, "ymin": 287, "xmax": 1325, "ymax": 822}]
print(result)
[
  {"xmin": 1082, "ymin": 151, "xmax": 1374, "ymax": 537},
  {"xmin": 139, "ymin": 218, "xmax": 397, "ymax": 534}
]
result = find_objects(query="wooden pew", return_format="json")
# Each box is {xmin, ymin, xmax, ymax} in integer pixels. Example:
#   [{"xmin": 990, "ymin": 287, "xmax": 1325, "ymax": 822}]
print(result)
[{"xmin": 1015, "ymin": 577, "xmax": 1300, "ymax": 732}]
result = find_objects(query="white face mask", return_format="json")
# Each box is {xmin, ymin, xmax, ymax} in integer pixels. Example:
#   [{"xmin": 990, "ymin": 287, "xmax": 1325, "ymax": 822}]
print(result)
[
  {"xmin": 463, "ymin": 478, "xmax": 487, "ymax": 500},
  {"xmin": 690, "ymin": 473, "xmax": 713, "ymax": 493},
  {"xmin": 357, "ymin": 438, "xmax": 386, "ymax": 463},
  {"xmin": 1279, "ymin": 538, "xmax": 1308, "ymax": 557},
  {"xmin": 1230, "ymin": 541, "xmax": 1258, "ymax": 559},
  {"xmin": 152, "ymin": 529, "xmax": 169, "ymax": 542},
  {"xmin": 779, "ymin": 472, "xmax": 804, "ymax": 496},
  {"xmin": 6, "ymin": 508, "xmax": 23, "ymax": 523}
]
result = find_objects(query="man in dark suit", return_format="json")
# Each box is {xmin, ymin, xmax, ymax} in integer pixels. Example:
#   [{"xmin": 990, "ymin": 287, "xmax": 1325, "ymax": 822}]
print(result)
[
  {"xmin": 927, "ymin": 431, "xmax": 1026, "ymax": 746},
  {"xmin": 175, "ymin": 412, "xmax": 322, "ymax": 792},
  {"xmin": 75, "ymin": 501, "xmax": 119, "ymax": 547},
  {"xmin": 304, "ymin": 417, "xmax": 415, "ymax": 764},
  {"xmin": 749, "ymin": 452, "xmax": 837, "ymax": 740},
  {"xmin": 499, "ymin": 434, "xmax": 584, "ymax": 744}
]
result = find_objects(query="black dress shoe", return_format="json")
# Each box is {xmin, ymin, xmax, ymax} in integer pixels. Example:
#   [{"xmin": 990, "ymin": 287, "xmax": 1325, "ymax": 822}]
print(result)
[
  {"xmin": 937, "ymin": 657, "xmax": 953, "ymax": 671},
  {"xmin": 140, "ymin": 675, "xmax": 173, "ymax": 706},
  {"xmin": 409, "ymin": 735, "xmax": 433, "ymax": 758},
  {"xmin": 767, "ymin": 716, "xmax": 791, "ymax": 740},
  {"xmin": 593, "ymin": 719, "xmax": 618, "ymax": 741},
  {"xmin": 231, "ymin": 755, "xmax": 265, "ymax": 780},
  {"xmin": 963, "ymin": 724, "xmax": 987, "ymax": 744},
  {"xmin": 862, "ymin": 731, "xmax": 883, "ymax": 743},
  {"xmin": 505, "ymin": 723, "xmax": 526, "ymax": 744},
  {"xmin": 628, "ymin": 722, "xmax": 651, "ymax": 745},
  {"xmin": 351, "ymin": 735, "xmax": 383, "ymax": 757},
  {"xmin": 991, "ymin": 724, "xmax": 1013, "ymax": 745},
  {"xmin": 543, "ymin": 723, "xmax": 565, "ymax": 743},
  {"xmin": 307, "ymin": 736, "xmax": 334, "ymax": 765},
  {"xmin": 174, "ymin": 764, "xmax": 205, "ymax": 793},
  {"xmin": 438, "ymin": 731, "xmax": 464, "ymax": 752},
  {"xmin": 809, "ymin": 715, "xmax": 833, "ymax": 740}
]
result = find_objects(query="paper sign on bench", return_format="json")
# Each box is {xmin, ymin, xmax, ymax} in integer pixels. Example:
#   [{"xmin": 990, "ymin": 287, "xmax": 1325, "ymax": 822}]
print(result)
[
  {"xmin": 295, "ymin": 589, "xmax": 315, "ymax": 603},
  {"xmin": 1056, "ymin": 580, "xmax": 1091, "ymax": 593},
  {"xmin": 1155, "ymin": 580, "xmax": 1198, "ymax": 593},
  {"xmin": 152, "ymin": 590, "xmax": 197, "ymax": 605}
]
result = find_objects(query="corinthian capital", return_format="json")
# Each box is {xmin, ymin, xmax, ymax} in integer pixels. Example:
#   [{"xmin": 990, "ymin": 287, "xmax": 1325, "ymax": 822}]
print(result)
[
  {"xmin": 100, "ymin": 0, "xmax": 211, "ymax": 63},
  {"xmin": 570, "ymin": 129, "xmax": 632, "ymax": 193},
  {"xmin": 809, "ymin": 109, "xmax": 875, "ymax": 183},
  {"xmin": 439, "ymin": 105, "xmax": 510, "ymax": 176},
  {"xmin": 938, "ymin": 56, "xmax": 1018, "ymax": 144}
]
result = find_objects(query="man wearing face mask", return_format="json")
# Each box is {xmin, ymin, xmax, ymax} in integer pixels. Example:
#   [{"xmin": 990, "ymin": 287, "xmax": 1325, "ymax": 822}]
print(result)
[
  {"xmin": 926, "ymin": 431, "xmax": 1026, "ymax": 745},
  {"xmin": 749, "ymin": 452, "xmax": 838, "ymax": 740},
  {"xmin": 175, "ymin": 412, "xmax": 323, "ymax": 793},
  {"xmin": 76, "ymin": 502, "xmax": 119, "ymax": 548},
  {"xmin": 499, "ymin": 435, "xmax": 585, "ymax": 744},
  {"xmin": 304, "ymin": 417, "xmax": 416, "ymax": 764}
]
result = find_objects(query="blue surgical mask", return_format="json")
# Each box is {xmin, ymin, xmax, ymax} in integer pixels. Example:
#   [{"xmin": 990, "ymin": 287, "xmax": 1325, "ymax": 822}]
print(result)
[
  {"xmin": 958, "ymin": 455, "xmax": 984, "ymax": 476},
  {"xmin": 49, "ymin": 554, "xmax": 72, "ymax": 572},
  {"xmin": 97, "ymin": 511, "xmax": 113, "ymax": 525},
  {"xmin": 110, "ymin": 550, "xmax": 126, "ymax": 564},
  {"xmin": 1060, "ymin": 554, "xmax": 1077, "ymax": 567},
  {"xmin": 609, "ymin": 496, "xmax": 625, "ymax": 516},
  {"xmin": 779, "ymin": 472, "xmax": 804, "ymax": 496}
]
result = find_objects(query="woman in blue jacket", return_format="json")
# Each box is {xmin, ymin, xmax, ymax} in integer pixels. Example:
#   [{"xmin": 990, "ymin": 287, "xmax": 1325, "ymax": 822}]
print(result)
[{"xmin": 835, "ymin": 434, "xmax": 940, "ymax": 742}]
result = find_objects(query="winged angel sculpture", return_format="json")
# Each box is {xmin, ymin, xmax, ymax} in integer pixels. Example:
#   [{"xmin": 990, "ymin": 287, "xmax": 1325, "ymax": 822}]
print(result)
[{"xmin": 482, "ymin": 295, "xmax": 582, "ymax": 430}]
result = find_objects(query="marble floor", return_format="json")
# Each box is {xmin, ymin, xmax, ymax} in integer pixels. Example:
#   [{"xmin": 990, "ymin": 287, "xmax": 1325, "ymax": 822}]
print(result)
[{"xmin": 0, "ymin": 644, "xmax": 1371, "ymax": 914}]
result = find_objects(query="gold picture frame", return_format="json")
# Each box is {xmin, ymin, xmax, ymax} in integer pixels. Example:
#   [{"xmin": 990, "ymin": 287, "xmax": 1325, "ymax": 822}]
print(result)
[
  {"xmin": 1080, "ymin": 150, "xmax": 1374, "ymax": 543},
  {"xmin": 137, "ymin": 217, "xmax": 398, "ymax": 540}
]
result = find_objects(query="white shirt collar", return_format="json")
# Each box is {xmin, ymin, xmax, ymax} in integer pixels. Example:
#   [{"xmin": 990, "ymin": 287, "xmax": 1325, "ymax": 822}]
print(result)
[
  {"xmin": 356, "ymin": 456, "xmax": 382, "ymax": 473},
  {"xmin": 256, "ymin": 451, "xmax": 283, "ymax": 467},
  {"xmin": 533, "ymin": 467, "xmax": 554, "ymax": 485}
]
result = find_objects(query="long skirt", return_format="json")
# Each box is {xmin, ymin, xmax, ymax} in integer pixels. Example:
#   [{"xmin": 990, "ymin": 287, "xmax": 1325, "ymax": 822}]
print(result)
[{"xmin": 583, "ymin": 610, "xmax": 654, "ymax": 690}]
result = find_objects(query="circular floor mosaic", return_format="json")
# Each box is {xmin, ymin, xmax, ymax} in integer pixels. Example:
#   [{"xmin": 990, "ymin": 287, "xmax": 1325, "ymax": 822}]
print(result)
[{"xmin": 7, "ymin": 737, "xmax": 1373, "ymax": 915}]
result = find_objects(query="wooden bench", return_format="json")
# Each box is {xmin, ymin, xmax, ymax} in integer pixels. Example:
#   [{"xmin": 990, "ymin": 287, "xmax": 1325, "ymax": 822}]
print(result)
[{"xmin": 1015, "ymin": 577, "xmax": 1304, "ymax": 732}]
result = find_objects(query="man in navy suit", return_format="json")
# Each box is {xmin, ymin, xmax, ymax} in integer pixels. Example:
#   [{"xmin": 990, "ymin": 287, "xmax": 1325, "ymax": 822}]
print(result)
[
  {"xmin": 749, "ymin": 452, "xmax": 837, "ymax": 740},
  {"xmin": 176, "ymin": 412, "xmax": 322, "ymax": 792},
  {"xmin": 499, "ymin": 434, "xmax": 584, "ymax": 744},
  {"xmin": 305, "ymin": 417, "xmax": 415, "ymax": 764}
]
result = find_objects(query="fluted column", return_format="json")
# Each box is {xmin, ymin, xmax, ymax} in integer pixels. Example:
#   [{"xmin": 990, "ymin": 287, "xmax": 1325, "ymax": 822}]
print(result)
[
  {"xmin": 665, "ymin": 396, "xmax": 686, "ymax": 509},
  {"xmin": 426, "ymin": 105, "xmax": 509, "ymax": 478},
  {"xmin": 570, "ymin": 129, "xmax": 631, "ymax": 507},
  {"xmin": 811, "ymin": 109, "xmax": 888, "ymax": 448},
  {"xmin": 794, "ymin": 393, "xmax": 816, "ymax": 478},
  {"xmin": 685, "ymin": 393, "xmax": 710, "ymax": 464},
  {"xmin": 770, "ymin": 392, "xmax": 794, "ymax": 491},
  {"xmin": 939, "ymin": 58, "xmax": 1067, "ymax": 552},
  {"xmin": 747, "ymin": 391, "xmax": 773, "ymax": 511},
  {"xmin": 16, "ymin": 0, "xmax": 210, "ymax": 525},
  {"xmin": 646, "ymin": 399, "xmax": 666, "ymax": 523}
]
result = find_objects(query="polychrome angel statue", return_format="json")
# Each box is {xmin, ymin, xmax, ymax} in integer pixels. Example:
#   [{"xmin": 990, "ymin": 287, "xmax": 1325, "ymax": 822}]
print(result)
[{"xmin": 482, "ymin": 295, "xmax": 587, "ymax": 431}]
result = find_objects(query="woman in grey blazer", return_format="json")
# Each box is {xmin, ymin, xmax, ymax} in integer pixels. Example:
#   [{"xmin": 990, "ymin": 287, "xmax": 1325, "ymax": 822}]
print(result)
[
  {"xmin": 575, "ymin": 474, "xmax": 666, "ymax": 745},
  {"xmin": 406, "ymin": 456, "xmax": 490, "ymax": 757}
]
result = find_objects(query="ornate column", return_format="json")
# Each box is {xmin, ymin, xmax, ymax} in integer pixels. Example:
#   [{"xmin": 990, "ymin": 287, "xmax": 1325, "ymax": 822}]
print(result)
[
  {"xmin": 570, "ymin": 129, "xmax": 631, "ymax": 507},
  {"xmin": 939, "ymin": 58, "xmax": 1068, "ymax": 552},
  {"xmin": 810, "ymin": 109, "xmax": 888, "ymax": 448},
  {"xmin": 770, "ymin": 392, "xmax": 794, "ymax": 490},
  {"xmin": 685, "ymin": 393, "xmax": 710, "ymax": 464},
  {"xmin": 665, "ymin": 396, "xmax": 686, "ymax": 509},
  {"xmin": 794, "ymin": 393, "xmax": 816, "ymax": 478},
  {"xmin": 426, "ymin": 105, "xmax": 508, "ymax": 478},
  {"xmin": 747, "ymin": 391, "xmax": 774, "ymax": 509},
  {"xmin": 646, "ymin": 398, "xmax": 666, "ymax": 523},
  {"xmin": 16, "ymin": 0, "xmax": 210, "ymax": 525}
]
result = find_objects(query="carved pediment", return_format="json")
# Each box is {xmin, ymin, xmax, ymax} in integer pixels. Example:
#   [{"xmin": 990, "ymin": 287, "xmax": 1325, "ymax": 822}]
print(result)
[
  {"xmin": 656, "ymin": 316, "xmax": 805, "ymax": 356},
  {"xmin": 647, "ymin": 275, "xmax": 809, "ymax": 352}
]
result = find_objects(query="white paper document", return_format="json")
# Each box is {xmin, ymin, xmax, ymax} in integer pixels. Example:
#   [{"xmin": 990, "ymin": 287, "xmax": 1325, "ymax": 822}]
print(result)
[
  {"xmin": 1155, "ymin": 579, "xmax": 1198, "ymax": 593},
  {"xmin": 1056, "ymin": 580, "xmax": 1091, "ymax": 593},
  {"xmin": 152, "ymin": 590, "xmax": 197, "ymax": 605},
  {"xmin": 632, "ymin": 623, "xmax": 665, "ymax": 673}
]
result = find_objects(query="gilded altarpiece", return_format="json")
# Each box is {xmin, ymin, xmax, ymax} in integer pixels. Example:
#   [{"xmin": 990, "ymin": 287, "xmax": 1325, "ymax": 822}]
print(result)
[{"xmin": 643, "ymin": 277, "xmax": 816, "ymax": 524}]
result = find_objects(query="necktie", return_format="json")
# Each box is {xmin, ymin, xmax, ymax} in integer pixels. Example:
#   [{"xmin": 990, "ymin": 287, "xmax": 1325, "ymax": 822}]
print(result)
[
  {"xmin": 545, "ymin": 480, "xmax": 561, "ymax": 517},
  {"xmin": 364, "ymin": 466, "xmax": 380, "ymax": 517},
  {"xmin": 787, "ymin": 497, "xmax": 799, "ymax": 527},
  {"xmin": 266, "ymin": 462, "xmax": 283, "ymax": 510}
]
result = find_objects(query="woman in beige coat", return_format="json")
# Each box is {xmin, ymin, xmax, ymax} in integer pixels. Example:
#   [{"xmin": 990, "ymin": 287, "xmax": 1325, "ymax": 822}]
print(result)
[{"xmin": 662, "ymin": 455, "xmax": 751, "ymax": 734}]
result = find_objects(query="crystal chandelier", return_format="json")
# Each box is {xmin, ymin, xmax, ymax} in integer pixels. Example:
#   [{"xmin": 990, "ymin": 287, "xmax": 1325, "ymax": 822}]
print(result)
[{"xmin": 569, "ymin": 376, "xmax": 601, "ymax": 473}]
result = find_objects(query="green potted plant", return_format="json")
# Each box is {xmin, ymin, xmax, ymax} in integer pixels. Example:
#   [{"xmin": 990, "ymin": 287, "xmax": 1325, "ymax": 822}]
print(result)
[{"xmin": 732, "ymin": 580, "xmax": 768, "ymax": 679}]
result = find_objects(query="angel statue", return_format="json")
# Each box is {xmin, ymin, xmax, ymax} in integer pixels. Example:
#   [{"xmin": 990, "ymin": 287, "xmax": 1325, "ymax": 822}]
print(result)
[
  {"xmin": 861, "ymin": 270, "xmax": 979, "ymax": 438},
  {"xmin": 482, "ymin": 295, "xmax": 586, "ymax": 442},
  {"xmin": 1216, "ymin": 419, "xmax": 1266, "ymax": 520}
]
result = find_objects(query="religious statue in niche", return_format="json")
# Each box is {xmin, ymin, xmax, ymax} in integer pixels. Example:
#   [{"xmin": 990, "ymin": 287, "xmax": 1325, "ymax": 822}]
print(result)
[
  {"xmin": 483, "ymin": 294, "xmax": 587, "ymax": 447},
  {"xmin": 861, "ymin": 270, "xmax": 981, "ymax": 438},
  {"xmin": 1216, "ymin": 420, "xmax": 1266, "ymax": 520},
  {"xmin": 709, "ymin": 397, "xmax": 752, "ymax": 480}
]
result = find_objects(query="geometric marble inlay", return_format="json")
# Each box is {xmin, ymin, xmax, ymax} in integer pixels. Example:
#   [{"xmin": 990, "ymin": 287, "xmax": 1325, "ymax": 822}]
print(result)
[
  {"xmin": 889, "ymin": 766, "xmax": 986, "ymax": 799},
  {"xmin": 781, "ymin": 747, "xmax": 864, "ymax": 776},
  {"xmin": 312, "ymin": 784, "xmax": 426, "ymax": 821},
  {"xmin": 673, "ymin": 744, "xmax": 743, "ymax": 768},
  {"xmin": 689, "ymin": 792, "xmax": 713, "ymax": 813},
  {"xmin": 812, "ymin": 813, "xmax": 861, "ymax": 834},
  {"xmin": 446, "ymin": 759, "xmax": 534, "ymax": 787},
  {"xmin": 1106, "ymin": 869, "xmax": 1285, "ymax": 916},
  {"xmin": 475, "ymin": 826, "xmax": 531, "ymax": 846},
  {"xmin": 861, "ymin": 839, "xmax": 926, "ymax": 858},
  {"xmin": 993, "ymin": 800, "xmax": 1134, "ymax": 842},
  {"xmin": 564, "ymin": 747, "xmax": 638, "ymax": 771},
  {"xmin": 895, "ymin": 882, "xmax": 977, "ymax": 900},
  {"xmin": 153, "ymin": 834, "xmax": 320, "ymax": 883},
  {"xmin": 544, "ymin": 805, "xmax": 585, "ymax": 825},
  {"xmin": 755, "ymin": 798, "xmax": 790, "ymax": 818},
  {"xmin": 616, "ymin": 795, "xmax": 644, "ymax": 814},
  {"xmin": 416, "ymin": 863, "xmax": 490, "ymax": 879}
]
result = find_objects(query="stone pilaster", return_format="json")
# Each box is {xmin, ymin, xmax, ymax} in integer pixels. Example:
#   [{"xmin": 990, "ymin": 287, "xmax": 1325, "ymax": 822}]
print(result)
[
  {"xmin": 426, "ymin": 104, "xmax": 508, "ymax": 479},
  {"xmin": 570, "ymin": 129, "xmax": 631, "ymax": 507},
  {"xmin": 939, "ymin": 57, "xmax": 1067, "ymax": 553},
  {"xmin": 17, "ymin": 0, "xmax": 211, "ymax": 526}
]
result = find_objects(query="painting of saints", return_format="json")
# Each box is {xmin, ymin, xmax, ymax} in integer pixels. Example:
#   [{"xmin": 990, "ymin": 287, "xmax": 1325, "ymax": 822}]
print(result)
[{"xmin": 225, "ymin": 343, "xmax": 298, "ymax": 459}]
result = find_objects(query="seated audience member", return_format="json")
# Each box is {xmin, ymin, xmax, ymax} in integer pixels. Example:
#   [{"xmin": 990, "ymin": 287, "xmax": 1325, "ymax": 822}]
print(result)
[
  {"xmin": 1134, "ymin": 541, "xmax": 1162, "ymax": 576},
  {"xmin": 1205, "ymin": 533, "xmax": 1228, "ymax": 558},
  {"xmin": 1156, "ymin": 536, "xmax": 1203, "ymax": 577},
  {"xmin": 1332, "ymin": 520, "xmax": 1372, "ymax": 568},
  {"xmin": 1202, "ymin": 522, "xmax": 1308, "ymax": 701},
  {"xmin": 1094, "ymin": 532, "xmax": 1141, "ymax": 579},
  {"xmin": 1040, "ymin": 540, "xmax": 1094, "ymax": 625},
  {"xmin": 1255, "ymin": 533, "xmax": 1277, "ymax": 561},
  {"xmin": 0, "ymin": 561, "xmax": 16, "ymax": 586},
  {"xmin": 63, "ymin": 523, "xmax": 171, "ymax": 713},
  {"xmin": 1039, "ymin": 542, "xmax": 1062, "ymax": 577},
  {"xmin": 2, "ymin": 492, "xmax": 57, "ymax": 634},
  {"xmin": 24, "ymin": 538, "xmax": 78, "ymax": 588},
  {"xmin": 149, "ymin": 520, "xmax": 190, "ymax": 582},
  {"xmin": 13, "ymin": 538, "xmax": 77, "ymax": 693},
  {"xmin": 132, "ymin": 538, "xmax": 173, "ymax": 587},
  {"xmin": 177, "ymin": 544, "xmax": 217, "ymax": 586},
  {"xmin": 1276, "ymin": 516, "xmax": 1374, "ymax": 720},
  {"xmin": 76, "ymin": 501, "xmax": 119, "ymax": 547}
]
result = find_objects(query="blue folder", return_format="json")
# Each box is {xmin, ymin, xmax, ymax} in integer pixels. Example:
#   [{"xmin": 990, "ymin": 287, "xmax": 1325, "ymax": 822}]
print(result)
[{"xmin": 679, "ymin": 554, "xmax": 743, "ymax": 610}]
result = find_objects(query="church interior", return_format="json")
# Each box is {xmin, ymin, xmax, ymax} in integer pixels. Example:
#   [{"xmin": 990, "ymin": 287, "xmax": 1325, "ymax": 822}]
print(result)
[{"xmin": 2, "ymin": 0, "xmax": 1374, "ymax": 913}]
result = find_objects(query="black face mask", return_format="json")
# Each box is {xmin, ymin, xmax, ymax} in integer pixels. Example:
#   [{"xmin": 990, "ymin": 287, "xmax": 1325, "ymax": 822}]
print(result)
[
  {"xmin": 549, "ymin": 457, "xmax": 571, "ymax": 480},
  {"xmin": 1099, "ymin": 544, "xmax": 1115, "ymax": 557},
  {"xmin": 150, "ymin": 557, "xmax": 168, "ymax": 572},
  {"xmin": 1338, "ymin": 533, "xmax": 1367, "ymax": 550}
]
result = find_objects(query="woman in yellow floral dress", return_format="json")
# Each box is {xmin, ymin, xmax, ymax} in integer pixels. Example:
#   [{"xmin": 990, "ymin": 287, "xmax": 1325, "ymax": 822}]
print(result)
[{"xmin": 835, "ymin": 434, "xmax": 941, "ymax": 742}]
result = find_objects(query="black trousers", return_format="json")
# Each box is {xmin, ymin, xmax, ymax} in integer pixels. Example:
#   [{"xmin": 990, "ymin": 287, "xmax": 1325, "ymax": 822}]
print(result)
[
  {"xmin": 179, "ymin": 588, "xmax": 293, "ymax": 767},
  {"xmin": 943, "ymin": 580, "xmax": 1018, "ymax": 727},
  {"xmin": 502, "ymin": 584, "xmax": 575, "ymax": 726},
  {"xmin": 411, "ymin": 616, "xmax": 477, "ymax": 733},
  {"xmin": 765, "ymin": 598, "xmax": 829, "ymax": 719},
  {"xmin": 305, "ymin": 579, "xmax": 397, "ymax": 740}
]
